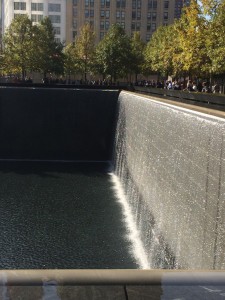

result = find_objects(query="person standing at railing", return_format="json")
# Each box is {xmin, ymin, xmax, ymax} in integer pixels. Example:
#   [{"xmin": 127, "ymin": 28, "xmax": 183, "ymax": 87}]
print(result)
[{"xmin": 212, "ymin": 82, "xmax": 220, "ymax": 93}]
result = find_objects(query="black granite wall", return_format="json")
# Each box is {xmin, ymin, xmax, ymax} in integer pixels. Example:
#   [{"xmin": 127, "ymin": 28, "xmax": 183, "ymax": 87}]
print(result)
[{"xmin": 0, "ymin": 87, "xmax": 119, "ymax": 160}]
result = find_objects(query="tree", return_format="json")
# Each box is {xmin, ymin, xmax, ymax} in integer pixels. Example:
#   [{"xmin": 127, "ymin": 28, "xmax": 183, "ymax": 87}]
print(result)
[
  {"xmin": 206, "ymin": 1, "xmax": 225, "ymax": 75},
  {"xmin": 3, "ymin": 15, "xmax": 37, "ymax": 79},
  {"xmin": 144, "ymin": 24, "xmax": 177, "ymax": 78},
  {"xmin": 130, "ymin": 32, "xmax": 146, "ymax": 82},
  {"xmin": 64, "ymin": 42, "xmax": 77, "ymax": 82},
  {"xmin": 74, "ymin": 23, "xmax": 96, "ymax": 81},
  {"xmin": 34, "ymin": 17, "xmax": 64, "ymax": 77},
  {"xmin": 95, "ymin": 24, "xmax": 132, "ymax": 82},
  {"xmin": 174, "ymin": 1, "xmax": 210, "ymax": 78}
]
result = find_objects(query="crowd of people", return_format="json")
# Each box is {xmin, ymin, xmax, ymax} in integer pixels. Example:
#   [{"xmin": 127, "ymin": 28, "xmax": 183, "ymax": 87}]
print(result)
[{"xmin": 135, "ymin": 79, "xmax": 222, "ymax": 94}]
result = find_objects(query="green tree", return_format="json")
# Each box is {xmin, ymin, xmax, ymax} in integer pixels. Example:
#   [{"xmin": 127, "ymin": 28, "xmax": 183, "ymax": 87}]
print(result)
[
  {"xmin": 64, "ymin": 42, "xmax": 77, "ymax": 82},
  {"xmin": 34, "ymin": 17, "xmax": 64, "ymax": 77},
  {"xmin": 3, "ymin": 15, "xmax": 37, "ymax": 79},
  {"xmin": 130, "ymin": 32, "xmax": 146, "ymax": 82},
  {"xmin": 174, "ymin": 1, "xmax": 210, "ymax": 78},
  {"xmin": 144, "ymin": 24, "xmax": 177, "ymax": 78},
  {"xmin": 74, "ymin": 23, "xmax": 96, "ymax": 81},
  {"xmin": 206, "ymin": 1, "xmax": 225, "ymax": 75},
  {"xmin": 95, "ymin": 24, "xmax": 132, "ymax": 82}
]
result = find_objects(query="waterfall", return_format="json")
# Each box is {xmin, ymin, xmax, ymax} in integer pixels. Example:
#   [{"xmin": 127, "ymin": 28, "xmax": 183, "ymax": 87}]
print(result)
[{"xmin": 113, "ymin": 91, "xmax": 225, "ymax": 270}]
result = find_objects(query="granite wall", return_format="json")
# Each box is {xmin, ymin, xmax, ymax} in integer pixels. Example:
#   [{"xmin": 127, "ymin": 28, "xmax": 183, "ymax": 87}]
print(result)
[{"xmin": 0, "ymin": 87, "xmax": 119, "ymax": 160}]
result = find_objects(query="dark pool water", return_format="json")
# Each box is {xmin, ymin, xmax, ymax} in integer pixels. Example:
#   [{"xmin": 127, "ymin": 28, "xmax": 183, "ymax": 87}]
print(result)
[{"xmin": 0, "ymin": 161, "xmax": 138, "ymax": 269}]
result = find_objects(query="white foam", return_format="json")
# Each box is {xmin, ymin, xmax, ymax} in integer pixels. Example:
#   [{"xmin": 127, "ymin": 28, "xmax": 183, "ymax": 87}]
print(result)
[{"xmin": 109, "ymin": 173, "xmax": 150, "ymax": 269}]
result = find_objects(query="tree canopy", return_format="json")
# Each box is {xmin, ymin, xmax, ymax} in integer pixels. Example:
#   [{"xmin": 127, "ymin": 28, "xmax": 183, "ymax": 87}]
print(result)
[
  {"xmin": 34, "ymin": 17, "xmax": 64, "ymax": 77},
  {"xmin": 2, "ymin": 4, "xmax": 225, "ymax": 83},
  {"xmin": 3, "ymin": 15, "xmax": 64, "ymax": 79},
  {"xmin": 3, "ymin": 15, "xmax": 36, "ymax": 79},
  {"xmin": 95, "ymin": 24, "xmax": 132, "ymax": 82},
  {"xmin": 74, "ymin": 23, "xmax": 96, "ymax": 81}
]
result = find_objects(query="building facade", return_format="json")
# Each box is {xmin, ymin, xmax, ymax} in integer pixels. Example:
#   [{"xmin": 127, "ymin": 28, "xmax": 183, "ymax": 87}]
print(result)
[
  {"xmin": 2, "ymin": 0, "xmax": 66, "ymax": 42},
  {"xmin": 66, "ymin": 0, "xmax": 178, "ymax": 44},
  {"xmin": 1, "ymin": 0, "xmax": 189, "ymax": 44}
]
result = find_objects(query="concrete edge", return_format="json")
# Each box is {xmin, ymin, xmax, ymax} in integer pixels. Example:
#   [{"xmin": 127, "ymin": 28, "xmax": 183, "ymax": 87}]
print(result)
[
  {"xmin": 0, "ymin": 270, "xmax": 224, "ymax": 286},
  {"xmin": 123, "ymin": 90, "xmax": 225, "ymax": 120}
]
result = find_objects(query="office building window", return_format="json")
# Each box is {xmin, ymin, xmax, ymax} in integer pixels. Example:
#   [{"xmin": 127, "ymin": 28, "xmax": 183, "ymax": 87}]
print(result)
[
  {"xmin": 136, "ymin": 22, "xmax": 140, "ymax": 30},
  {"xmin": 164, "ymin": 1, "xmax": 169, "ymax": 9},
  {"xmin": 31, "ymin": 3, "xmax": 44, "ymax": 11},
  {"xmin": 100, "ymin": 10, "xmax": 105, "ymax": 17},
  {"xmin": 100, "ymin": 32, "xmax": 105, "ymax": 40},
  {"xmin": 148, "ymin": 0, "xmax": 152, "ymax": 9},
  {"xmin": 73, "ymin": 31, "xmax": 77, "ymax": 39},
  {"xmin": 90, "ymin": 0, "xmax": 94, "ymax": 7},
  {"xmin": 49, "ymin": 15, "xmax": 61, "ymax": 23},
  {"xmin": 131, "ymin": 22, "xmax": 135, "ymax": 30},
  {"xmin": 152, "ymin": 12, "xmax": 156, "ymax": 21},
  {"xmin": 31, "ymin": 14, "xmax": 43, "ymax": 22},
  {"xmin": 105, "ymin": 10, "xmax": 110, "ymax": 18},
  {"xmin": 14, "ymin": 2, "xmax": 26, "ymax": 10},
  {"xmin": 132, "ymin": 0, "xmax": 136, "ymax": 9},
  {"xmin": 147, "ymin": 23, "xmax": 151, "ymax": 31},
  {"xmin": 85, "ymin": 0, "xmax": 89, "ymax": 6},
  {"xmin": 117, "ymin": 0, "xmax": 126, "ymax": 8},
  {"xmin": 132, "ymin": 11, "xmax": 136, "ymax": 19},
  {"xmin": 164, "ymin": 12, "xmax": 168, "ymax": 20},
  {"xmin": 48, "ymin": 4, "xmax": 61, "ymax": 12},
  {"xmin": 100, "ymin": 21, "xmax": 104, "ymax": 30},
  {"xmin": 137, "ymin": 10, "xmax": 141, "ymax": 19},
  {"xmin": 152, "ymin": 23, "xmax": 156, "ymax": 31},
  {"xmin": 53, "ymin": 27, "xmax": 61, "ymax": 34},
  {"xmin": 84, "ymin": 10, "xmax": 94, "ymax": 18},
  {"xmin": 146, "ymin": 33, "xmax": 151, "ymax": 41},
  {"xmin": 121, "ymin": 11, "xmax": 125, "ymax": 19},
  {"xmin": 73, "ymin": 20, "xmax": 77, "ymax": 28},
  {"xmin": 105, "ymin": 21, "xmax": 110, "ymax": 30},
  {"xmin": 137, "ymin": 0, "xmax": 141, "ymax": 8},
  {"xmin": 116, "ymin": 11, "xmax": 120, "ymax": 19},
  {"xmin": 147, "ymin": 12, "xmax": 151, "ymax": 19},
  {"xmin": 153, "ymin": 1, "xmax": 157, "ymax": 9},
  {"xmin": 73, "ymin": 0, "xmax": 78, "ymax": 5},
  {"xmin": 101, "ymin": 0, "xmax": 110, "ymax": 7},
  {"xmin": 73, "ymin": 8, "xmax": 77, "ymax": 17}
]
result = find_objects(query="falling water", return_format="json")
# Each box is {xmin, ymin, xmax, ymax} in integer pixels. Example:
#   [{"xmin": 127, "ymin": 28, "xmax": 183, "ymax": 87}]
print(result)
[
  {"xmin": 109, "ymin": 173, "xmax": 150, "ymax": 269},
  {"xmin": 113, "ymin": 91, "xmax": 225, "ymax": 269}
]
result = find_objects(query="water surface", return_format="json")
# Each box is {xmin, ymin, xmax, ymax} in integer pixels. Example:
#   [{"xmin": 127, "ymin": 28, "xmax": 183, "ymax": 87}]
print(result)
[{"xmin": 0, "ymin": 161, "xmax": 138, "ymax": 269}]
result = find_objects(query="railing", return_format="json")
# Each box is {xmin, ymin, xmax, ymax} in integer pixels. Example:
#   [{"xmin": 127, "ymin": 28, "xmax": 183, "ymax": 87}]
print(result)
[
  {"xmin": 134, "ymin": 86, "xmax": 225, "ymax": 110},
  {"xmin": 0, "ymin": 269, "xmax": 225, "ymax": 286}
]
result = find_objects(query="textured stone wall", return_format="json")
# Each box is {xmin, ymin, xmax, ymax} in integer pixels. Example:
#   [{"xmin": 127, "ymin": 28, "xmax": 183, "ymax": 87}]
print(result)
[{"xmin": 114, "ymin": 91, "xmax": 225, "ymax": 269}]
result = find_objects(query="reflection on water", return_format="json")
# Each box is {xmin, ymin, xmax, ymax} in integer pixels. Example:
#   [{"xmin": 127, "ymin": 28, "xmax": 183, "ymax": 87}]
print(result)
[{"xmin": 0, "ymin": 161, "xmax": 138, "ymax": 269}]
